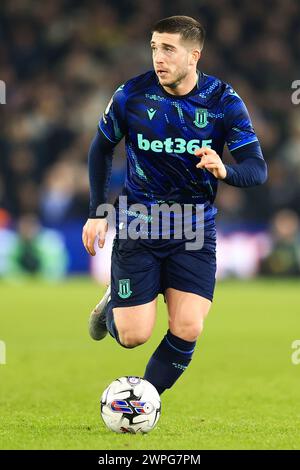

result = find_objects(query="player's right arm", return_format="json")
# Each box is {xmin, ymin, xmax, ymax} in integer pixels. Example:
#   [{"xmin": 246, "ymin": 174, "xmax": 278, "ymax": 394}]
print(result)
[
  {"xmin": 82, "ymin": 216, "xmax": 108, "ymax": 256},
  {"xmin": 82, "ymin": 85, "xmax": 127, "ymax": 256}
]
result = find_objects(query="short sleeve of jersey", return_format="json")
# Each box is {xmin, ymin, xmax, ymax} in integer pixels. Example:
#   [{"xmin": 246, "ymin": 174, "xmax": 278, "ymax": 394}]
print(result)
[
  {"xmin": 222, "ymin": 87, "xmax": 258, "ymax": 152},
  {"xmin": 98, "ymin": 84, "xmax": 127, "ymax": 144}
]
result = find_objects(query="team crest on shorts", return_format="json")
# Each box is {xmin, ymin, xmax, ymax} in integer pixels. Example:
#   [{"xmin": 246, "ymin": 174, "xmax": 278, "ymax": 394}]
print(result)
[
  {"xmin": 118, "ymin": 279, "xmax": 132, "ymax": 299},
  {"xmin": 194, "ymin": 108, "xmax": 208, "ymax": 128}
]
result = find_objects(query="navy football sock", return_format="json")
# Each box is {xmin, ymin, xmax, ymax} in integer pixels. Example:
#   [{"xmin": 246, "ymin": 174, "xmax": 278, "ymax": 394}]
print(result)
[
  {"xmin": 144, "ymin": 330, "xmax": 196, "ymax": 395},
  {"xmin": 105, "ymin": 300, "xmax": 120, "ymax": 343},
  {"xmin": 105, "ymin": 301, "xmax": 133, "ymax": 349}
]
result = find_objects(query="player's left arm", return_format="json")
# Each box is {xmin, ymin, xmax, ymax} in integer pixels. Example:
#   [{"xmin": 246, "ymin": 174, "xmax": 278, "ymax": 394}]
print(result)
[
  {"xmin": 223, "ymin": 140, "xmax": 267, "ymax": 187},
  {"xmin": 196, "ymin": 89, "xmax": 267, "ymax": 187}
]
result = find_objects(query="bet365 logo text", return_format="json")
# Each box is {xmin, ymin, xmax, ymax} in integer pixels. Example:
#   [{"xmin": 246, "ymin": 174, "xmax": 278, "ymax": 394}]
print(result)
[
  {"xmin": 137, "ymin": 133, "xmax": 212, "ymax": 155},
  {"xmin": 0, "ymin": 340, "xmax": 6, "ymax": 365},
  {"xmin": 291, "ymin": 340, "xmax": 300, "ymax": 365}
]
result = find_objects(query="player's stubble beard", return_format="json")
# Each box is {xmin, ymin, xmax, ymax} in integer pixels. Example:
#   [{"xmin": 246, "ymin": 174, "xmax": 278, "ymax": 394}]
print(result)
[
  {"xmin": 158, "ymin": 63, "xmax": 193, "ymax": 92},
  {"xmin": 163, "ymin": 72, "xmax": 187, "ymax": 90}
]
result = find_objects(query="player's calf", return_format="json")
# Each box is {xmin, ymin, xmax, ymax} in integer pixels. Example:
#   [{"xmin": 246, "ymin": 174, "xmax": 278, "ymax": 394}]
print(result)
[
  {"xmin": 144, "ymin": 329, "xmax": 197, "ymax": 395},
  {"xmin": 144, "ymin": 290, "xmax": 212, "ymax": 394}
]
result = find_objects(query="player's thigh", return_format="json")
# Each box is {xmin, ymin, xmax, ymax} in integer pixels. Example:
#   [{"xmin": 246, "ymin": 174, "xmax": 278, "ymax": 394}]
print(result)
[
  {"xmin": 113, "ymin": 298, "xmax": 157, "ymax": 345},
  {"xmin": 163, "ymin": 230, "xmax": 216, "ymax": 340},
  {"xmin": 165, "ymin": 288, "xmax": 211, "ymax": 341}
]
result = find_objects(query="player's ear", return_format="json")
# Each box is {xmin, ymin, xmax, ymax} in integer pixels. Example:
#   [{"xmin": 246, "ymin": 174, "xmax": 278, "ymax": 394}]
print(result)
[{"xmin": 189, "ymin": 48, "xmax": 201, "ymax": 65}]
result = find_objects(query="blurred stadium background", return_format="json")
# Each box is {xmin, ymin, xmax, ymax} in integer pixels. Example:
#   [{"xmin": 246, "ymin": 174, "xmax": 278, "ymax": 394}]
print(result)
[{"xmin": 1, "ymin": 0, "xmax": 300, "ymax": 281}]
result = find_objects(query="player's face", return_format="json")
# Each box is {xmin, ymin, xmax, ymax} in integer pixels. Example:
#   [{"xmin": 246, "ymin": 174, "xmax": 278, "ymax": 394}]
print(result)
[{"xmin": 150, "ymin": 32, "xmax": 199, "ymax": 90}]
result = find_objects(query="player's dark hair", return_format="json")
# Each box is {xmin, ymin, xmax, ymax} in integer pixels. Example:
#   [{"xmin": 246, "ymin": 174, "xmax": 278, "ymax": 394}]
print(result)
[{"xmin": 151, "ymin": 16, "xmax": 205, "ymax": 50}]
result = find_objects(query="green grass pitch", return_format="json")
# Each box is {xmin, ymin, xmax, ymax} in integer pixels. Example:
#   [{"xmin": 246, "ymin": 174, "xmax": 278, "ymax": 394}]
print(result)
[{"xmin": 0, "ymin": 278, "xmax": 299, "ymax": 449}]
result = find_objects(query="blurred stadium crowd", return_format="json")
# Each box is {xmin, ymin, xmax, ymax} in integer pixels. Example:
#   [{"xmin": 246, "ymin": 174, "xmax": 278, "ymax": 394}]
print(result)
[{"xmin": 0, "ymin": 0, "xmax": 300, "ymax": 278}]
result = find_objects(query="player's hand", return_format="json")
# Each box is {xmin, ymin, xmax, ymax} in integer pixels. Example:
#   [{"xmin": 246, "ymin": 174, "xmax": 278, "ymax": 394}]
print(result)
[
  {"xmin": 195, "ymin": 147, "xmax": 227, "ymax": 180},
  {"xmin": 82, "ymin": 218, "xmax": 108, "ymax": 256}
]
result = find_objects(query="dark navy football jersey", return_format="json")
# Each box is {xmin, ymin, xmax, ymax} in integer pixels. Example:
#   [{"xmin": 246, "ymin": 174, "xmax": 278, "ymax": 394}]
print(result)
[{"xmin": 98, "ymin": 70, "xmax": 259, "ymax": 228}]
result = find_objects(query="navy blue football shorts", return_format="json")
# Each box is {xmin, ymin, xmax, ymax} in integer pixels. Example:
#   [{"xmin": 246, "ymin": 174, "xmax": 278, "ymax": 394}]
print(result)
[{"xmin": 110, "ymin": 227, "xmax": 217, "ymax": 308}]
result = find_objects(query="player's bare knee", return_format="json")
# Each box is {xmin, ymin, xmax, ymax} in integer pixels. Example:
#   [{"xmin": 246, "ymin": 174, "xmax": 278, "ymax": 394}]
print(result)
[
  {"xmin": 182, "ymin": 326, "xmax": 202, "ymax": 342},
  {"xmin": 171, "ymin": 321, "xmax": 204, "ymax": 342},
  {"xmin": 119, "ymin": 331, "xmax": 150, "ymax": 349}
]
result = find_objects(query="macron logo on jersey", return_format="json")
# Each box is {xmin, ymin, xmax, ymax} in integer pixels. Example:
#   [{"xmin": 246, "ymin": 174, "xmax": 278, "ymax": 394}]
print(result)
[
  {"xmin": 147, "ymin": 108, "xmax": 157, "ymax": 120},
  {"xmin": 137, "ymin": 133, "xmax": 212, "ymax": 155}
]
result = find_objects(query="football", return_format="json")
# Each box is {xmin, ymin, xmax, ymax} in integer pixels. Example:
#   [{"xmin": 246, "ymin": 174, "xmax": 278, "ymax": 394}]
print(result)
[{"xmin": 100, "ymin": 376, "xmax": 161, "ymax": 434}]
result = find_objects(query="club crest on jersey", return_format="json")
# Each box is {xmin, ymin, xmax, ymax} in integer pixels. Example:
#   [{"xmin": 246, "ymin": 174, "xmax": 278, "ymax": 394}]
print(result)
[
  {"xmin": 118, "ymin": 279, "xmax": 132, "ymax": 299},
  {"xmin": 194, "ymin": 108, "xmax": 208, "ymax": 128}
]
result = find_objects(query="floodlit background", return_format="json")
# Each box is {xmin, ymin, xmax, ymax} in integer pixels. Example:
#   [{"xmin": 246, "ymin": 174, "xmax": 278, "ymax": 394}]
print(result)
[
  {"xmin": 0, "ymin": 0, "xmax": 300, "ymax": 450},
  {"xmin": 0, "ymin": 0, "xmax": 300, "ymax": 280}
]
